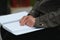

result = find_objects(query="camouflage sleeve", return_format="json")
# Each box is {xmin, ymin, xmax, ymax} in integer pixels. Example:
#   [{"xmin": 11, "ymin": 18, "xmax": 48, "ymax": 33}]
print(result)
[
  {"xmin": 34, "ymin": 10, "xmax": 60, "ymax": 28},
  {"xmin": 28, "ymin": 0, "xmax": 43, "ymax": 17}
]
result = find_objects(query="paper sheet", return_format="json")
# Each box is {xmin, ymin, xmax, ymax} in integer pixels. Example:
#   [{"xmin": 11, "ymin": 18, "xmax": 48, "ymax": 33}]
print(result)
[
  {"xmin": 3, "ymin": 21, "xmax": 43, "ymax": 35},
  {"xmin": 0, "ymin": 11, "xmax": 44, "ymax": 35},
  {"xmin": 0, "ymin": 11, "xmax": 28, "ymax": 24}
]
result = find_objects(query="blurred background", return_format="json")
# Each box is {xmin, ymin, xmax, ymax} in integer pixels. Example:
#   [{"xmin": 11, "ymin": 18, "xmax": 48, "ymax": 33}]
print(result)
[{"xmin": 10, "ymin": 0, "xmax": 35, "ymax": 13}]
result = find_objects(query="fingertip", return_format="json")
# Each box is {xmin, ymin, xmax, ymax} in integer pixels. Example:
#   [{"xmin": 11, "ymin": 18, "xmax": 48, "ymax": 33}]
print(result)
[{"xmin": 20, "ymin": 24, "xmax": 24, "ymax": 26}]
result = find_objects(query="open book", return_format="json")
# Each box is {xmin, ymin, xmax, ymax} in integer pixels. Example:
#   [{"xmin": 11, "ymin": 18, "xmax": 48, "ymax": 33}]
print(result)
[{"xmin": 0, "ymin": 11, "xmax": 44, "ymax": 35}]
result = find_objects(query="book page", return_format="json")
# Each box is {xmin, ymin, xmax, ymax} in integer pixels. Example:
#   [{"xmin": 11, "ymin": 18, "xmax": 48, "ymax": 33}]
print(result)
[
  {"xmin": 0, "ymin": 11, "xmax": 28, "ymax": 24},
  {"xmin": 0, "ymin": 11, "xmax": 44, "ymax": 35},
  {"xmin": 3, "ymin": 21, "xmax": 44, "ymax": 35}
]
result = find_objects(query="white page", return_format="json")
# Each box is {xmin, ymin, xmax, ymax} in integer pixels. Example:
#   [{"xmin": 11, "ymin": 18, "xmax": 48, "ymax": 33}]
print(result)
[
  {"xmin": 0, "ymin": 11, "xmax": 28, "ymax": 24},
  {"xmin": 0, "ymin": 11, "xmax": 44, "ymax": 35},
  {"xmin": 3, "ymin": 21, "xmax": 44, "ymax": 35}
]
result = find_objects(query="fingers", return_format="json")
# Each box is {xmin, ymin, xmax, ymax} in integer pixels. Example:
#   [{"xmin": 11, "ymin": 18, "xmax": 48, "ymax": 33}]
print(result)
[
  {"xmin": 20, "ymin": 16, "xmax": 28, "ymax": 26},
  {"xmin": 26, "ymin": 19, "xmax": 34, "ymax": 27},
  {"xmin": 26, "ymin": 19, "xmax": 31, "ymax": 27},
  {"xmin": 20, "ymin": 15, "xmax": 35, "ymax": 27}
]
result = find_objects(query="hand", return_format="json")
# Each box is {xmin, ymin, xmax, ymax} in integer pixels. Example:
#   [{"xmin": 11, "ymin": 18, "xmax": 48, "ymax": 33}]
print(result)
[
  {"xmin": 20, "ymin": 16, "xmax": 29, "ymax": 26},
  {"xmin": 25, "ymin": 15, "xmax": 35, "ymax": 27},
  {"xmin": 20, "ymin": 15, "xmax": 36, "ymax": 27}
]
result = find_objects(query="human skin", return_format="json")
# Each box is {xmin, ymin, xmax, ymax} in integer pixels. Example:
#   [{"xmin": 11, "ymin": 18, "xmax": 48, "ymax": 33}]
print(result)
[{"xmin": 20, "ymin": 15, "xmax": 35, "ymax": 27}]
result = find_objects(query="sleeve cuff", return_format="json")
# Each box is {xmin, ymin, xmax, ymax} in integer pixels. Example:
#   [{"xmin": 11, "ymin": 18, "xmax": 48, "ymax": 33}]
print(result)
[
  {"xmin": 34, "ymin": 13, "xmax": 58, "ymax": 28},
  {"xmin": 34, "ymin": 17, "xmax": 47, "ymax": 28},
  {"xmin": 28, "ymin": 10, "xmax": 37, "ymax": 17}
]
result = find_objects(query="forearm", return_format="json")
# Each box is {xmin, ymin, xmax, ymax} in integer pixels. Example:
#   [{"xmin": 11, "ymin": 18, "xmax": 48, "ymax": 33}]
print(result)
[{"xmin": 34, "ymin": 11, "xmax": 60, "ymax": 28}]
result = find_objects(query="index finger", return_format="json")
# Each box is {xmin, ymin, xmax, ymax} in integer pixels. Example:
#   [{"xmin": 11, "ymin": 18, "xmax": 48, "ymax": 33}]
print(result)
[{"xmin": 20, "ymin": 16, "xmax": 28, "ymax": 25}]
